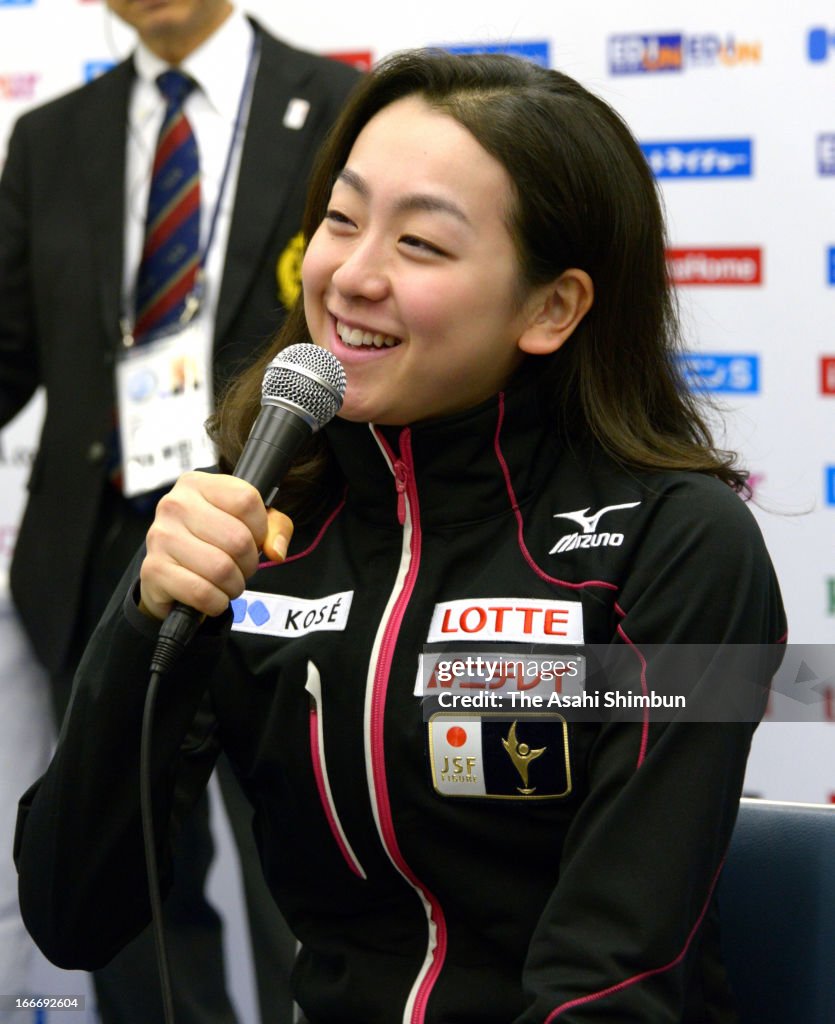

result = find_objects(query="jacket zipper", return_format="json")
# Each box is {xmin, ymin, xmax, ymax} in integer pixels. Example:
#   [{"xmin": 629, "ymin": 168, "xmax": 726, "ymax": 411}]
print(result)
[
  {"xmin": 305, "ymin": 661, "xmax": 366, "ymax": 879},
  {"xmin": 366, "ymin": 426, "xmax": 448, "ymax": 1024}
]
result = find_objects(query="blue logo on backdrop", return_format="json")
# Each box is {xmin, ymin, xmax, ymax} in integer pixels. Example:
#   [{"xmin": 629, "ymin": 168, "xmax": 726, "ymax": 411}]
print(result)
[
  {"xmin": 0, "ymin": 0, "xmax": 35, "ymax": 6},
  {"xmin": 828, "ymin": 247, "xmax": 835, "ymax": 284},
  {"xmin": 679, "ymin": 354, "xmax": 761, "ymax": 394},
  {"xmin": 609, "ymin": 32, "xmax": 762, "ymax": 74},
  {"xmin": 808, "ymin": 27, "xmax": 835, "ymax": 62},
  {"xmin": 641, "ymin": 139, "xmax": 753, "ymax": 179},
  {"xmin": 609, "ymin": 33, "xmax": 683, "ymax": 73},
  {"xmin": 442, "ymin": 41, "xmax": 550, "ymax": 68},
  {"xmin": 826, "ymin": 467, "xmax": 835, "ymax": 506},
  {"xmin": 84, "ymin": 60, "xmax": 115, "ymax": 82},
  {"xmin": 818, "ymin": 135, "xmax": 835, "ymax": 175}
]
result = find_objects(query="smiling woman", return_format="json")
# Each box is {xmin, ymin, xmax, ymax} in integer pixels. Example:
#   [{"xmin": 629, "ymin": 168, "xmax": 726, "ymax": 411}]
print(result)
[
  {"xmin": 214, "ymin": 47, "xmax": 748, "ymax": 512},
  {"xmin": 16, "ymin": 49, "xmax": 786, "ymax": 1024},
  {"xmin": 300, "ymin": 94, "xmax": 592, "ymax": 425}
]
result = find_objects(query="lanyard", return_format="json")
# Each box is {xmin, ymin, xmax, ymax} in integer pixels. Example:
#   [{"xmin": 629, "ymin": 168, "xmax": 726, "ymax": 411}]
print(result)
[{"xmin": 121, "ymin": 31, "xmax": 262, "ymax": 346}]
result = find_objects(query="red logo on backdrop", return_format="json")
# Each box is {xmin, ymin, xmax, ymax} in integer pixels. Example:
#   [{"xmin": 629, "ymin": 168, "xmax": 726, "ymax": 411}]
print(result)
[
  {"xmin": 667, "ymin": 247, "xmax": 763, "ymax": 285},
  {"xmin": 327, "ymin": 51, "xmax": 374, "ymax": 72},
  {"xmin": 0, "ymin": 525, "xmax": 18, "ymax": 562},
  {"xmin": 821, "ymin": 357, "xmax": 835, "ymax": 394},
  {"xmin": 741, "ymin": 472, "xmax": 765, "ymax": 502},
  {"xmin": 0, "ymin": 72, "xmax": 40, "ymax": 102}
]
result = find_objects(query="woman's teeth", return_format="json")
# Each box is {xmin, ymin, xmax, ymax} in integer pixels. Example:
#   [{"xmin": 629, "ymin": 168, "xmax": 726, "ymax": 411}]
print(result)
[{"xmin": 337, "ymin": 322, "xmax": 401, "ymax": 348}]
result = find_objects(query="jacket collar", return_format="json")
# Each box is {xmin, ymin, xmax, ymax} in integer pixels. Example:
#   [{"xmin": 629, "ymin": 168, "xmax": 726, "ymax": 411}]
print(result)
[{"xmin": 324, "ymin": 367, "xmax": 559, "ymax": 528}]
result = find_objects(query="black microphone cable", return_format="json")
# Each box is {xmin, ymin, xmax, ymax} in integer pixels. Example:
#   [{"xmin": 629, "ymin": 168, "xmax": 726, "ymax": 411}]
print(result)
[
  {"xmin": 138, "ymin": 344, "xmax": 347, "ymax": 1024},
  {"xmin": 140, "ymin": 667, "xmax": 176, "ymax": 1024}
]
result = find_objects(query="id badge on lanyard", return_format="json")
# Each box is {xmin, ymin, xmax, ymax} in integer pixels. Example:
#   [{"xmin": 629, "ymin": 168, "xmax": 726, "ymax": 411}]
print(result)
[{"xmin": 115, "ymin": 322, "xmax": 215, "ymax": 497}]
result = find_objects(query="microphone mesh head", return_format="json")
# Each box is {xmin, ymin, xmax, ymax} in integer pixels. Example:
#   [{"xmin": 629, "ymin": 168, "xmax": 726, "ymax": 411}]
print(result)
[{"xmin": 261, "ymin": 344, "xmax": 347, "ymax": 429}]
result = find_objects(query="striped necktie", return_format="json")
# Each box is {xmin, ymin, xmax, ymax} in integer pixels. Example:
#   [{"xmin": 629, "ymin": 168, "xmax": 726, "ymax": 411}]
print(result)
[{"xmin": 134, "ymin": 70, "xmax": 201, "ymax": 342}]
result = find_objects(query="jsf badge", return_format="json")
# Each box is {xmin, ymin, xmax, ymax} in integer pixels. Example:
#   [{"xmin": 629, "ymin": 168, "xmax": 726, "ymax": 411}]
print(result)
[{"xmin": 428, "ymin": 713, "xmax": 571, "ymax": 800}]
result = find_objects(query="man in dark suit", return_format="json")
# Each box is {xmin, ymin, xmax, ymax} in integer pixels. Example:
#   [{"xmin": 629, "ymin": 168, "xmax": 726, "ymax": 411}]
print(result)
[{"xmin": 0, "ymin": 1, "xmax": 360, "ymax": 1021}]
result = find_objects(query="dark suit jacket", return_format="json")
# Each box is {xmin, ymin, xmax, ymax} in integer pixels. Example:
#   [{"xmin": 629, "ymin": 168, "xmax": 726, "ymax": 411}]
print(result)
[{"xmin": 0, "ymin": 21, "xmax": 360, "ymax": 674}]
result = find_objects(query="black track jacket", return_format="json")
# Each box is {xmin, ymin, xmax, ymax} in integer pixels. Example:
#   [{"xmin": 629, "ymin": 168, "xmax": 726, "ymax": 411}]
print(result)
[{"xmin": 16, "ymin": 373, "xmax": 786, "ymax": 1023}]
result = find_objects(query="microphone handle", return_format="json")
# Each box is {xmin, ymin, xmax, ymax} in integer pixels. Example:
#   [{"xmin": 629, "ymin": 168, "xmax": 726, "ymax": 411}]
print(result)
[
  {"xmin": 150, "ymin": 403, "xmax": 313, "ymax": 674},
  {"xmin": 233, "ymin": 403, "xmax": 312, "ymax": 504}
]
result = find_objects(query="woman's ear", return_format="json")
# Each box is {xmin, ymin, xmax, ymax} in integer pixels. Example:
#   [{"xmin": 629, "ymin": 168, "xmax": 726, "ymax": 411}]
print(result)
[{"xmin": 517, "ymin": 268, "xmax": 594, "ymax": 356}]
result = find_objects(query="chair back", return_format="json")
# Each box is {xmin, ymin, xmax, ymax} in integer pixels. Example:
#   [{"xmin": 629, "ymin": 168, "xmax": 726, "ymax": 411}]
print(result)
[{"xmin": 718, "ymin": 798, "xmax": 835, "ymax": 1024}]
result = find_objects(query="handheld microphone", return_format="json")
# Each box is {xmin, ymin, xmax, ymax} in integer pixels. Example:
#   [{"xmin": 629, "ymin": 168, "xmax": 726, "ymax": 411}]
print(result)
[{"xmin": 150, "ymin": 343, "xmax": 347, "ymax": 674}]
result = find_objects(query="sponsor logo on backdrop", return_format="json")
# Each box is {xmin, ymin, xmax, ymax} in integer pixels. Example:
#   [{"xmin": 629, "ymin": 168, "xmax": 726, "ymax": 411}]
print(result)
[
  {"xmin": 609, "ymin": 32, "xmax": 761, "ymax": 74},
  {"xmin": 641, "ymin": 139, "xmax": 753, "ymax": 179},
  {"xmin": 742, "ymin": 472, "xmax": 765, "ymax": 502},
  {"xmin": 818, "ymin": 134, "xmax": 835, "ymax": 175},
  {"xmin": 0, "ymin": 433, "xmax": 35, "ymax": 467},
  {"xmin": 808, "ymin": 27, "xmax": 835, "ymax": 62},
  {"xmin": 0, "ymin": 0, "xmax": 35, "ymax": 6},
  {"xmin": 84, "ymin": 60, "xmax": 114, "ymax": 81},
  {"xmin": 828, "ymin": 579, "xmax": 835, "ymax": 615},
  {"xmin": 0, "ymin": 71, "xmax": 39, "ymax": 100},
  {"xmin": 828, "ymin": 247, "xmax": 835, "ymax": 285},
  {"xmin": 826, "ymin": 467, "xmax": 835, "ymax": 506},
  {"xmin": 326, "ymin": 51, "xmax": 373, "ymax": 71},
  {"xmin": 678, "ymin": 353, "xmax": 760, "ymax": 393},
  {"xmin": 0, "ymin": 525, "xmax": 17, "ymax": 563},
  {"xmin": 442, "ymin": 41, "xmax": 550, "ymax": 68},
  {"xmin": 822, "ymin": 358, "xmax": 835, "ymax": 395},
  {"xmin": 667, "ymin": 247, "xmax": 762, "ymax": 285}
]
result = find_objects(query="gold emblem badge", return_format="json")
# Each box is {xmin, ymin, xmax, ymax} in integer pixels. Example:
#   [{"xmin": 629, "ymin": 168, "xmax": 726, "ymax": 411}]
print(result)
[
  {"xmin": 276, "ymin": 231, "xmax": 305, "ymax": 309},
  {"xmin": 502, "ymin": 721, "xmax": 547, "ymax": 794},
  {"xmin": 427, "ymin": 713, "xmax": 571, "ymax": 800}
]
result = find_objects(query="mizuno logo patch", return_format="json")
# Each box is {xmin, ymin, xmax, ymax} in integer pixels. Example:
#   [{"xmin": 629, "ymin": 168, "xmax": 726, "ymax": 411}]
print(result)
[{"xmin": 550, "ymin": 502, "xmax": 640, "ymax": 554}]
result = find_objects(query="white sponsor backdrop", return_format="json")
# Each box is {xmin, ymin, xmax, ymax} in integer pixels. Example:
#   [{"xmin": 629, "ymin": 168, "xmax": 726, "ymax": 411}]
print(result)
[{"xmin": 1, "ymin": 0, "xmax": 834, "ymax": 1019}]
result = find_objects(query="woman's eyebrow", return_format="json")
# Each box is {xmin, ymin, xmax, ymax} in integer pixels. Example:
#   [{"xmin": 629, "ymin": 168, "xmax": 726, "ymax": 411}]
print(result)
[{"xmin": 336, "ymin": 167, "xmax": 471, "ymax": 226}]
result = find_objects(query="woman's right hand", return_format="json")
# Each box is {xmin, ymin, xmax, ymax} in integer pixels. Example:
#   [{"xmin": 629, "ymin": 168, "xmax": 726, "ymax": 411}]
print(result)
[{"xmin": 138, "ymin": 471, "xmax": 293, "ymax": 622}]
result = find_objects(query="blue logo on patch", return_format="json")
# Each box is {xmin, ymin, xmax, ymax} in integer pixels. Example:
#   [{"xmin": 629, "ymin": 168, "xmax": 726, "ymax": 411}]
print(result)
[
  {"xmin": 609, "ymin": 33, "xmax": 683, "ymax": 74},
  {"xmin": 641, "ymin": 139, "xmax": 753, "ymax": 179},
  {"xmin": 826, "ymin": 467, "xmax": 835, "ymax": 506},
  {"xmin": 442, "ymin": 41, "xmax": 550, "ymax": 68},
  {"xmin": 828, "ymin": 247, "xmax": 835, "ymax": 285},
  {"xmin": 231, "ymin": 597, "xmax": 270, "ymax": 627},
  {"xmin": 679, "ymin": 354, "xmax": 761, "ymax": 394}
]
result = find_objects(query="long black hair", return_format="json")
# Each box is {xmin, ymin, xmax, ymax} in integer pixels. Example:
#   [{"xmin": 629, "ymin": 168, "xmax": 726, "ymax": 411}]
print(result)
[{"xmin": 211, "ymin": 49, "xmax": 745, "ymax": 520}]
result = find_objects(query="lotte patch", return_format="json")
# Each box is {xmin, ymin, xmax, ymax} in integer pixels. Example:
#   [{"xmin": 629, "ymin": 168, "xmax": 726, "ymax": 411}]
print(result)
[{"xmin": 427, "ymin": 713, "xmax": 572, "ymax": 800}]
